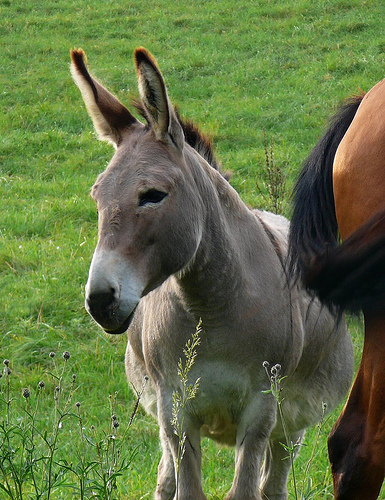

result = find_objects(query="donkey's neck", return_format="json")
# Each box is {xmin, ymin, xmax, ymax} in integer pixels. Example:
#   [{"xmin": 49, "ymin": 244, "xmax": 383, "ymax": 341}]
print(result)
[{"xmin": 174, "ymin": 150, "xmax": 279, "ymax": 326}]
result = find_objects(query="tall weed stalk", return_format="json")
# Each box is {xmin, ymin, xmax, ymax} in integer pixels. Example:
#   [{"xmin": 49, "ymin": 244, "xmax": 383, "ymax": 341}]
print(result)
[
  {"xmin": 263, "ymin": 361, "xmax": 329, "ymax": 500},
  {"xmin": 256, "ymin": 130, "xmax": 288, "ymax": 215},
  {"xmin": 171, "ymin": 320, "xmax": 201, "ymax": 499}
]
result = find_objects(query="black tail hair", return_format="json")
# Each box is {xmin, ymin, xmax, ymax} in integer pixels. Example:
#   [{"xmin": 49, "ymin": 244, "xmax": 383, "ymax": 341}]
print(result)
[
  {"xmin": 287, "ymin": 95, "xmax": 364, "ymax": 307},
  {"xmin": 302, "ymin": 209, "xmax": 385, "ymax": 312}
]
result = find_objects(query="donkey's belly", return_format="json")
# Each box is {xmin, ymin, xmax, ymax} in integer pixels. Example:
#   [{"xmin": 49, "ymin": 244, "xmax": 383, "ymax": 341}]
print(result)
[
  {"xmin": 200, "ymin": 415, "xmax": 237, "ymax": 446},
  {"xmin": 187, "ymin": 361, "xmax": 266, "ymax": 446}
]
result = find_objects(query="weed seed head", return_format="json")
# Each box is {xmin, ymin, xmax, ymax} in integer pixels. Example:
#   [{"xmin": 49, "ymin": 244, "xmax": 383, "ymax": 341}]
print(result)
[
  {"xmin": 75, "ymin": 401, "xmax": 81, "ymax": 408},
  {"xmin": 62, "ymin": 351, "xmax": 71, "ymax": 360},
  {"xmin": 22, "ymin": 388, "xmax": 31, "ymax": 399},
  {"xmin": 49, "ymin": 351, "xmax": 55, "ymax": 358},
  {"xmin": 38, "ymin": 381, "xmax": 45, "ymax": 389},
  {"xmin": 3, "ymin": 359, "xmax": 10, "ymax": 367}
]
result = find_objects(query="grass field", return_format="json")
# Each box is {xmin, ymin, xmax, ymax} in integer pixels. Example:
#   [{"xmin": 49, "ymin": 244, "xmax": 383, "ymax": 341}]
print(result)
[{"xmin": 2, "ymin": 0, "xmax": 385, "ymax": 498}]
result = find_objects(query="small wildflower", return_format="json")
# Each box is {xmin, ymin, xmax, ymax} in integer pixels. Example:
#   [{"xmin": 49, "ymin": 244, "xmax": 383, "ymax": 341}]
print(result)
[
  {"xmin": 3, "ymin": 359, "xmax": 9, "ymax": 367},
  {"xmin": 271, "ymin": 363, "xmax": 281, "ymax": 376},
  {"xmin": 75, "ymin": 401, "xmax": 81, "ymax": 408},
  {"xmin": 62, "ymin": 351, "xmax": 70, "ymax": 360},
  {"xmin": 49, "ymin": 352, "xmax": 55, "ymax": 358},
  {"xmin": 38, "ymin": 381, "xmax": 45, "ymax": 389},
  {"xmin": 22, "ymin": 388, "xmax": 31, "ymax": 399}
]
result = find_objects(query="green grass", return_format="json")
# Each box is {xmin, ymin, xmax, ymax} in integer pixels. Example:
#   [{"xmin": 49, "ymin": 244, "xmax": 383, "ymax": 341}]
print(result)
[{"xmin": 1, "ymin": 0, "xmax": 385, "ymax": 498}]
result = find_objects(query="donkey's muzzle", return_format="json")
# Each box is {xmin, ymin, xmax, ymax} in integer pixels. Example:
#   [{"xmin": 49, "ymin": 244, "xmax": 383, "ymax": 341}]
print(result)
[
  {"xmin": 85, "ymin": 248, "xmax": 142, "ymax": 334},
  {"xmin": 86, "ymin": 288, "xmax": 117, "ymax": 327},
  {"xmin": 86, "ymin": 288, "xmax": 136, "ymax": 334}
]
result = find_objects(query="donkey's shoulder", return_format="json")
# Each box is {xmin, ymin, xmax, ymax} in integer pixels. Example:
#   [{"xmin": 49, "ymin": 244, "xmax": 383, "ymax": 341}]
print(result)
[{"xmin": 253, "ymin": 209, "xmax": 290, "ymax": 255}]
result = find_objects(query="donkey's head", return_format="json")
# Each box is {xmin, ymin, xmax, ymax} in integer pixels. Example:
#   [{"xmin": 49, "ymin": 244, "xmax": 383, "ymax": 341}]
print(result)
[{"xmin": 71, "ymin": 48, "xmax": 205, "ymax": 333}]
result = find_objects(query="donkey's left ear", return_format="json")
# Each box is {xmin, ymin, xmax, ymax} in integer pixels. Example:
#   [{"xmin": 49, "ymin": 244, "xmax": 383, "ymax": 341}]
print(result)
[
  {"xmin": 134, "ymin": 48, "xmax": 184, "ymax": 149},
  {"xmin": 71, "ymin": 49, "xmax": 138, "ymax": 146}
]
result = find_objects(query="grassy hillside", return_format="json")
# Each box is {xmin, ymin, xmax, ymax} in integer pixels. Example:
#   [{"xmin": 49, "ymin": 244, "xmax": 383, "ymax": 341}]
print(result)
[{"xmin": 1, "ymin": 0, "xmax": 384, "ymax": 498}]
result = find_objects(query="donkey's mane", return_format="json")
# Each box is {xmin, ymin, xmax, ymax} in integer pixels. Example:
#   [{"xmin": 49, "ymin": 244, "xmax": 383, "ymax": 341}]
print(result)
[{"xmin": 132, "ymin": 100, "xmax": 226, "ymax": 177}]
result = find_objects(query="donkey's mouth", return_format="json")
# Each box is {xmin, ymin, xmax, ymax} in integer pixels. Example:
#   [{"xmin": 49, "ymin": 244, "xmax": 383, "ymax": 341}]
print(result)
[{"xmin": 103, "ymin": 307, "xmax": 137, "ymax": 335}]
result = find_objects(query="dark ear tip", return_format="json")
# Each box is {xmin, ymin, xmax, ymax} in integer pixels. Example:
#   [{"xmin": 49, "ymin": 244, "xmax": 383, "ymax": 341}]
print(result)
[
  {"xmin": 70, "ymin": 48, "xmax": 87, "ymax": 68},
  {"xmin": 134, "ymin": 47, "xmax": 159, "ymax": 71}
]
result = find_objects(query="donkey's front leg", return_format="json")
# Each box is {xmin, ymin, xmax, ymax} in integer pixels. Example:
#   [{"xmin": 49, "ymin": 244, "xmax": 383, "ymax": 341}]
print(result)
[
  {"xmin": 157, "ymin": 404, "xmax": 207, "ymax": 500},
  {"xmin": 155, "ymin": 427, "xmax": 176, "ymax": 500},
  {"xmin": 261, "ymin": 430, "xmax": 305, "ymax": 500},
  {"xmin": 225, "ymin": 397, "xmax": 277, "ymax": 500}
]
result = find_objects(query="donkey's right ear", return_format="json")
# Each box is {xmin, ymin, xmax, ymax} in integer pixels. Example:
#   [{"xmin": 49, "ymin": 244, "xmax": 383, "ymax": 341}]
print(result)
[{"xmin": 70, "ymin": 49, "xmax": 138, "ymax": 146}]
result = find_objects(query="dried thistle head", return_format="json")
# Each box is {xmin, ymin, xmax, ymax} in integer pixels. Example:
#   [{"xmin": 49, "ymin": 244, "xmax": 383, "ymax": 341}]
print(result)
[{"xmin": 22, "ymin": 388, "xmax": 31, "ymax": 399}]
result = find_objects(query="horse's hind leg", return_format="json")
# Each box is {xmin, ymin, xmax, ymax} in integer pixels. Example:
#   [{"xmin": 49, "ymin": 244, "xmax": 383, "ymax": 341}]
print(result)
[
  {"xmin": 261, "ymin": 430, "xmax": 305, "ymax": 500},
  {"xmin": 328, "ymin": 309, "xmax": 385, "ymax": 500}
]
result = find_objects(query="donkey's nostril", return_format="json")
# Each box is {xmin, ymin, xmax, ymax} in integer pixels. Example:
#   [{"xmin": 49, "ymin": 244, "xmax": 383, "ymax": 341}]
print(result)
[{"xmin": 86, "ymin": 288, "xmax": 116, "ymax": 318}]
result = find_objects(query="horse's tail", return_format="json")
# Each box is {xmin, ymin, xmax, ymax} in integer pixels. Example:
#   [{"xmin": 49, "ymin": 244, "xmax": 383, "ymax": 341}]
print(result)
[
  {"xmin": 302, "ymin": 209, "xmax": 385, "ymax": 312},
  {"xmin": 287, "ymin": 94, "xmax": 364, "ymax": 305}
]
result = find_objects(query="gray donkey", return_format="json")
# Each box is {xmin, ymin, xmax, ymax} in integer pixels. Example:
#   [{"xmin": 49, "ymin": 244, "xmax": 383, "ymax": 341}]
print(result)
[{"xmin": 71, "ymin": 46, "xmax": 353, "ymax": 500}]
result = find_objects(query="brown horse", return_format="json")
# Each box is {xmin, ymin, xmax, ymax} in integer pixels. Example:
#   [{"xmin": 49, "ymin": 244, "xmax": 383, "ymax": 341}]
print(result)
[
  {"xmin": 71, "ymin": 47, "xmax": 353, "ymax": 500},
  {"xmin": 289, "ymin": 79, "xmax": 385, "ymax": 499}
]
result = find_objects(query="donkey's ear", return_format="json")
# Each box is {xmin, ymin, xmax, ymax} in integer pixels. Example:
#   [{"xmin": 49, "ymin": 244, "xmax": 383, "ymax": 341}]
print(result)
[
  {"xmin": 134, "ymin": 48, "xmax": 184, "ymax": 149},
  {"xmin": 70, "ymin": 49, "xmax": 138, "ymax": 146}
]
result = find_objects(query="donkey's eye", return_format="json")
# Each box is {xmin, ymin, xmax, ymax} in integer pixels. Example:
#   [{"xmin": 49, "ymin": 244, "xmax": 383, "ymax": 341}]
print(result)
[{"xmin": 139, "ymin": 189, "xmax": 168, "ymax": 207}]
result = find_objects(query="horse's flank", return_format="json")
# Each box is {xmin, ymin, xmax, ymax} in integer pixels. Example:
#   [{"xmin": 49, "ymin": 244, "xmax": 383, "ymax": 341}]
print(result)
[
  {"xmin": 334, "ymin": 79, "xmax": 385, "ymax": 239},
  {"xmin": 288, "ymin": 77, "xmax": 385, "ymax": 499}
]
